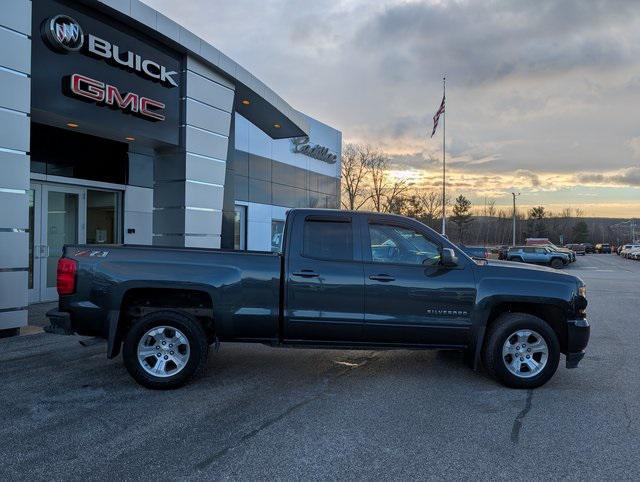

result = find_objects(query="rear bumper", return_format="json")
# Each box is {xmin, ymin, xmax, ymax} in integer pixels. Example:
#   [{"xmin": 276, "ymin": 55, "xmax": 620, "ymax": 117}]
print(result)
[
  {"xmin": 565, "ymin": 318, "xmax": 590, "ymax": 368},
  {"xmin": 44, "ymin": 309, "xmax": 75, "ymax": 335}
]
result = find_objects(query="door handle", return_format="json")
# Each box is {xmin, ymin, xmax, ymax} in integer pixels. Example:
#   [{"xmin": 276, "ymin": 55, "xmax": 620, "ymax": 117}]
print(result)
[
  {"xmin": 369, "ymin": 274, "xmax": 395, "ymax": 282},
  {"xmin": 292, "ymin": 270, "xmax": 319, "ymax": 278}
]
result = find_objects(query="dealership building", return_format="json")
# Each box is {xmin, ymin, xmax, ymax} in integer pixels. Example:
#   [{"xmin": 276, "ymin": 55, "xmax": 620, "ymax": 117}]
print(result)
[{"xmin": 0, "ymin": 0, "xmax": 341, "ymax": 333}]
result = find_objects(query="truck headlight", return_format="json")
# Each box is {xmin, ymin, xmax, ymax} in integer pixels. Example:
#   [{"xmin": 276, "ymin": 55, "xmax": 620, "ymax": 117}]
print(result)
[{"xmin": 576, "ymin": 286, "xmax": 587, "ymax": 315}]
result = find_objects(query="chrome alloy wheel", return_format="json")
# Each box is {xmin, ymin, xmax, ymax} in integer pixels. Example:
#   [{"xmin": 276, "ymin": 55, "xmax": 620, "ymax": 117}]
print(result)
[
  {"xmin": 137, "ymin": 326, "xmax": 190, "ymax": 378},
  {"xmin": 502, "ymin": 329, "xmax": 549, "ymax": 378}
]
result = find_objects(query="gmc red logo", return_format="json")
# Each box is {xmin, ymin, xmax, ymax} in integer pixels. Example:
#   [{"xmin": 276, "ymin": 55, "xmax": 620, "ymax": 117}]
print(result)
[{"xmin": 69, "ymin": 73, "xmax": 165, "ymax": 121}]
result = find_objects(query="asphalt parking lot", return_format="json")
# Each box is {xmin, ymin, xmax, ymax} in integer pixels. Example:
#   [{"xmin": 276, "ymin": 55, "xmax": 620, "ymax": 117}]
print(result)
[{"xmin": 1, "ymin": 254, "xmax": 639, "ymax": 480}]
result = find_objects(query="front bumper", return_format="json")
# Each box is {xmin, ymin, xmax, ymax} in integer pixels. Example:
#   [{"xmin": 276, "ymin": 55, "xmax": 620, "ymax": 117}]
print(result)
[{"xmin": 565, "ymin": 318, "xmax": 590, "ymax": 368}]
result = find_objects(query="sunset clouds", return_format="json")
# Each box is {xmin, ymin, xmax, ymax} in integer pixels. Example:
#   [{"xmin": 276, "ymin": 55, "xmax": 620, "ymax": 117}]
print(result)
[{"xmin": 143, "ymin": 0, "xmax": 640, "ymax": 216}]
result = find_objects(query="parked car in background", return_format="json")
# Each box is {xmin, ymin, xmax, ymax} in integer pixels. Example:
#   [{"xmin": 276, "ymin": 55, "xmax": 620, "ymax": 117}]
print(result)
[
  {"xmin": 458, "ymin": 245, "xmax": 489, "ymax": 259},
  {"xmin": 565, "ymin": 244, "xmax": 586, "ymax": 256},
  {"xmin": 620, "ymin": 244, "xmax": 640, "ymax": 258},
  {"xmin": 497, "ymin": 245, "xmax": 510, "ymax": 260},
  {"xmin": 583, "ymin": 243, "xmax": 595, "ymax": 254},
  {"xmin": 507, "ymin": 246, "xmax": 570, "ymax": 269},
  {"xmin": 595, "ymin": 243, "xmax": 612, "ymax": 254},
  {"xmin": 629, "ymin": 248, "xmax": 640, "ymax": 260},
  {"xmin": 526, "ymin": 238, "xmax": 576, "ymax": 262},
  {"xmin": 617, "ymin": 244, "xmax": 639, "ymax": 256}
]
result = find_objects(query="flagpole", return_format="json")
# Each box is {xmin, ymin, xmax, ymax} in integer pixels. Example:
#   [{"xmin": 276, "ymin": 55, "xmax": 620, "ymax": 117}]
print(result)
[{"xmin": 441, "ymin": 75, "xmax": 446, "ymax": 236}]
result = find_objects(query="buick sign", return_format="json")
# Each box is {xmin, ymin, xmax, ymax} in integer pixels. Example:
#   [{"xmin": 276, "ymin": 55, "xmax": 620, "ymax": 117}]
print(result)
[
  {"xmin": 43, "ymin": 15, "xmax": 84, "ymax": 52},
  {"xmin": 41, "ymin": 15, "xmax": 178, "ymax": 88}
]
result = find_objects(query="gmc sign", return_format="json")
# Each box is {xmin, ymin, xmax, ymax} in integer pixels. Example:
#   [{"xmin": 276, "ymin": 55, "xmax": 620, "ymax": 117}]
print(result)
[{"xmin": 69, "ymin": 73, "xmax": 165, "ymax": 121}]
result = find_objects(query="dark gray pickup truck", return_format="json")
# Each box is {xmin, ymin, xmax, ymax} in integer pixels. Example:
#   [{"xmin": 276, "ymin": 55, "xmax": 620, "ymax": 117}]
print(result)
[{"xmin": 47, "ymin": 209, "xmax": 590, "ymax": 390}]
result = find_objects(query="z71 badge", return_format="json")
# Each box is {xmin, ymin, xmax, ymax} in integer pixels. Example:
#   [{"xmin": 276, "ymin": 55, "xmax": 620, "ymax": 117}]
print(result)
[{"xmin": 75, "ymin": 249, "xmax": 109, "ymax": 258}]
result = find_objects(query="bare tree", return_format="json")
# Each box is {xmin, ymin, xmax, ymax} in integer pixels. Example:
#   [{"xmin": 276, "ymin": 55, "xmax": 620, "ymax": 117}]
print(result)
[
  {"xmin": 340, "ymin": 143, "xmax": 372, "ymax": 211},
  {"xmin": 368, "ymin": 153, "xmax": 408, "ymax": 213}
]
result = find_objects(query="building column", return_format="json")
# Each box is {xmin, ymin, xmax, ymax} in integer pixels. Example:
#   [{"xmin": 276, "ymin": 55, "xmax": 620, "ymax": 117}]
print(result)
[
  {"xmin": 0, "ymin": 1, "xmax": 31, "ymax": 331},
  {"xmin": 154, "ymin": 57, "xmax": 235, "ymax": 248}
]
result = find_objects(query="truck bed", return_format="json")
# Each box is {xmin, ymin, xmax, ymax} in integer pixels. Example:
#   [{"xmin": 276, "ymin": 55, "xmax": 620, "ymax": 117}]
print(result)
[{"xmin": 60, "ymin": 244, "xmax": 283, "ymax": 341}]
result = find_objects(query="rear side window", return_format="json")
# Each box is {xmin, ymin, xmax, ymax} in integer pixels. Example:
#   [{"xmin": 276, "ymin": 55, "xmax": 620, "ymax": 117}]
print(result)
[{"xmin": 303, "ymin": 220, "xmax": 353, "ymax": 260}]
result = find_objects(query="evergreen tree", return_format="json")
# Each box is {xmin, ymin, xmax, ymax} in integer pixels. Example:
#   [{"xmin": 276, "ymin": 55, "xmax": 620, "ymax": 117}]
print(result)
[
  {"xmin": 450, "ymin": 195, "xmax": 474, "ymax": 242},
  {"xmin": 572, "ymin": 220, "xmax": 589, "ymax": 243}
]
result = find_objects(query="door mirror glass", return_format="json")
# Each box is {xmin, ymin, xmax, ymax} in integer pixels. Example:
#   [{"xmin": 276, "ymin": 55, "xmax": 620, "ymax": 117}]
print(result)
[{"xmin": 440, "ymin": 248, "xmax": 458, "ymax": 267}]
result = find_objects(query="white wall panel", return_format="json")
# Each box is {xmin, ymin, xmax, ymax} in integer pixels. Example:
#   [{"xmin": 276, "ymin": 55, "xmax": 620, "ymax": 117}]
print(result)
[
  {"xmin": 0, "ymin": 231, "xmax": 28, "ymax": 268},
  {"xmin": 186, "ymin": 71, "xmax": 234, "ymax": 112},
  {"xmin": 0, "ymin": 69, "xmax": 29, "ymax": 113},
  {"xmin": 0, "ymin": 110, "xmax": 29, "ymax": 152},
  {"xmin": 125, "ymin": 186, "xmax": 153, "ymax": 213},
  {"xmin": 0, "ymin": 27, "xmax": 30, "ymax": 74},
  {"xmin": 0, "ymin": 150, "xmax": 29, "ymax": 191},
  {"xmin": 0, "ymin": 271, "xmax": 28, "ymax": 309},
  {"xmin": 0, "ymin": 192, "xmax": 28, "ymax": 229},
  {"xmin": 184, "ymin": 126, "xmax": 228, "ymax": 160},
  {"xmin": 124, "ymin": 211, "xmax": 152, "ymax": 245},
  {"xmin": 0, "ymin": 310, "xmax": 27, "ymax": 330},
  {"xmin": 0, "ymin": 0, "xmax": 28, "ymax": 325}
]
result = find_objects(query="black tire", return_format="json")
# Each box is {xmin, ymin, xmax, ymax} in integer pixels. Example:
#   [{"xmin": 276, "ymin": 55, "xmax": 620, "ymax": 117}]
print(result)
[
  {"xmin": 550, "ymin": 258, "xmax": 564, "ymax": 269},
  {"xmin": 482, "ymin": 313, "xmax": 560, "ymax": 389},
  {"xmin": 0, "ymin": 327, "xmax": 20, "ymax": 338},
  {"xmin": 122, "ymin": 310, "xmax": 209, "ymax": 389}
]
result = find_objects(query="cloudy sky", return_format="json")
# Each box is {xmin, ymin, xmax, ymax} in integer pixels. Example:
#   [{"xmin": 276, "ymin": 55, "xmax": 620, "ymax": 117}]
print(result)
[{"xmin": 144, "ymin": 0, "xmax": 640, "ymax": 217}]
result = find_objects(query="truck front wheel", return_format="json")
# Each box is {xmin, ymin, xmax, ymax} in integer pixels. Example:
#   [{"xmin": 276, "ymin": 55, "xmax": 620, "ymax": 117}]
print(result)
[
  {"xmin": 122, "ymin": 310, "xmax": 209, "ymax": 389},
  {"xmin": 482, "ymin": 313, "xmax": 560, "ymax": 389}
]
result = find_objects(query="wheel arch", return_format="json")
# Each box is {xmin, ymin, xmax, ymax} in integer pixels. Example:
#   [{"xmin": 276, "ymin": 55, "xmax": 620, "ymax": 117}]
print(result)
[
  {"xmin": 107, "ymin": 284, "xmax": 216, "ymax": 359},
  {"xmin": 470, "ymin": 298, "xmax": 569, "ymax": 369}
]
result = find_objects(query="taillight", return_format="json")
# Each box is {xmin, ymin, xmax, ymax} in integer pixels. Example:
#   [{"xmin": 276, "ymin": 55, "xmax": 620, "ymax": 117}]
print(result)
[{"xmin": 57, "ymin": 258, "xmax": 77, "ymax": 295}]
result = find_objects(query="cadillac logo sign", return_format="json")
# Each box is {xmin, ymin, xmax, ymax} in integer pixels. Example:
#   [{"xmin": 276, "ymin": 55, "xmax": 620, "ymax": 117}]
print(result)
[
  {"xmin": 43, "ymin": 15, "xmax": 84, "ymax": 52},
  {"xmin": 291, "ymin": 137, "xmax": 338, "ymax": 164}
]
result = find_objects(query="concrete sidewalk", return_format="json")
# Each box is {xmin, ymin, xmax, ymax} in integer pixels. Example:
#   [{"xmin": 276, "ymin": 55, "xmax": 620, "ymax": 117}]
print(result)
[{"xmin": 20, "ymin": 301, "xmax": 57, "ymax": 335}]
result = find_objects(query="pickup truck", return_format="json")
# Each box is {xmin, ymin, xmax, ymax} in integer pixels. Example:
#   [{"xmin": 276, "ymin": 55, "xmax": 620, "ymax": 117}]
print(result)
[
  {"xmin": 47, "ymin": 209, "xmax": 590, "ymax": 390},
  {"xmin": 507, "ymin": 246, "xmax": 570, "ymax": 269}
]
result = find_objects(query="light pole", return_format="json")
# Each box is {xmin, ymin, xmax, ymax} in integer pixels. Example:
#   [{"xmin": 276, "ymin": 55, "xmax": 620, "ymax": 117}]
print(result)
[{"xmin": 511, "ymin": 192, "xmax": 520, "ymax": 247}]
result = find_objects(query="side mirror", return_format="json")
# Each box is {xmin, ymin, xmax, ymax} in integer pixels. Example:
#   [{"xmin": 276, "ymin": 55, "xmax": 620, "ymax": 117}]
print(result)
[{"xmin": 441, "ymin": 248, "xmax": 458, "ymax": 267}]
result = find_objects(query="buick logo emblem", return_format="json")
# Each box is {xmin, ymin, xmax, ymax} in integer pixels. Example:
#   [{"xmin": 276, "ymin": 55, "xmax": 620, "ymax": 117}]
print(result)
[{"xmin": 43, "ymin": 15, "xmax": 84, "ymax": 52}]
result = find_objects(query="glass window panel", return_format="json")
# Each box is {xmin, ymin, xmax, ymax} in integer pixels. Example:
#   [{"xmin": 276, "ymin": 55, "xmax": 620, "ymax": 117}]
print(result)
[
  {"xmin": 234, "ymin": 174, "xmax": 249, "ymax": 202},
  {"xmin": 271, "ymin": 220, "xmax": 285, "ymax": 252},
  {"xmin": 28, "ymin": 189, "xmax": 35, "ymax": 290},
  {"xmin": 248, "ymin": 154, "xmax": 271, "ymax": 182},
  {"xmin": 234, "ymin": 205, "xmax": 246, "ymax": 250},
  {"xmin": 46, "ymin": 192, "xmax": 78, "ymax": 288},
  {"xmin": 369, "ymin": 224, "xmax": 440, "ymax": 266},
  {"xmin": 86, "ymin": 190, "xmax": 118, "ymax": 244},
  {"xmin": 303, "ymin": 220, "xmax": 353, "ymax": 260},
  {"xmin": 248, "ymin": 178, "xmax": 271, "ymax": 205}
]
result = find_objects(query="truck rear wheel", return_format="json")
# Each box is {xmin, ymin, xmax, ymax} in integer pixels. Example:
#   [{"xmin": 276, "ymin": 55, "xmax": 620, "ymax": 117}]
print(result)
[
  {"xmin": 122, "ymin": 310, "xmax": 209, "ymax": 389},
  {"xmin": 482, "ymin": 313, "xmax": 560, "ymax": 389}
]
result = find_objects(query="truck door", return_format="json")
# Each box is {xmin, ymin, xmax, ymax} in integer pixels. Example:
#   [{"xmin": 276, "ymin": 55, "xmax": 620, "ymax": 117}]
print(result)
[
  {"xmin": 284, "ymin": 213, "xmax": 364, "ymax": 342},
  {"xmin": 361, "ymin": 218, "xmax": 475, "ymax": 346}
]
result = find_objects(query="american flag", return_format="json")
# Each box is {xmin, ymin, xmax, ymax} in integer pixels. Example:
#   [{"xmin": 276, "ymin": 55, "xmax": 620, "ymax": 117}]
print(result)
[{"xmin": 430, "ymin": 94, "xmax": 445, "ymax": 138}]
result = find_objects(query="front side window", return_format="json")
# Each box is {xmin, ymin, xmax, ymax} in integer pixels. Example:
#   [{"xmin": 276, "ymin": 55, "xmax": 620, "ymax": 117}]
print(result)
[
  {"xmin": 303, "ymin": 220, "xmax": 353, "ymax": 260},
  {"xmin": 369, "ymin": 224, "xmax": 440, "ymax": 266}
]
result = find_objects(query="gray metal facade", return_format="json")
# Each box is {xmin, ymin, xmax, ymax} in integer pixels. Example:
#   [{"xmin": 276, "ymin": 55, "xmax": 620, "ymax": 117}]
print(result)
[{"xmin": 0, "ymin": 0, "xmax": 341, "ymax": 331}]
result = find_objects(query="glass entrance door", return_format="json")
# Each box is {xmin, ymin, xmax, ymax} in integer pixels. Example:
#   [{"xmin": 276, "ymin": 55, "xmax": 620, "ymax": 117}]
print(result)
[
  {"xmin": 30, "ymin": 183, "xmax": 86, "ymax": 303},
  {"xmin": 29, "ymin": 183, "xmax": 121, "ymax": 303}
]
